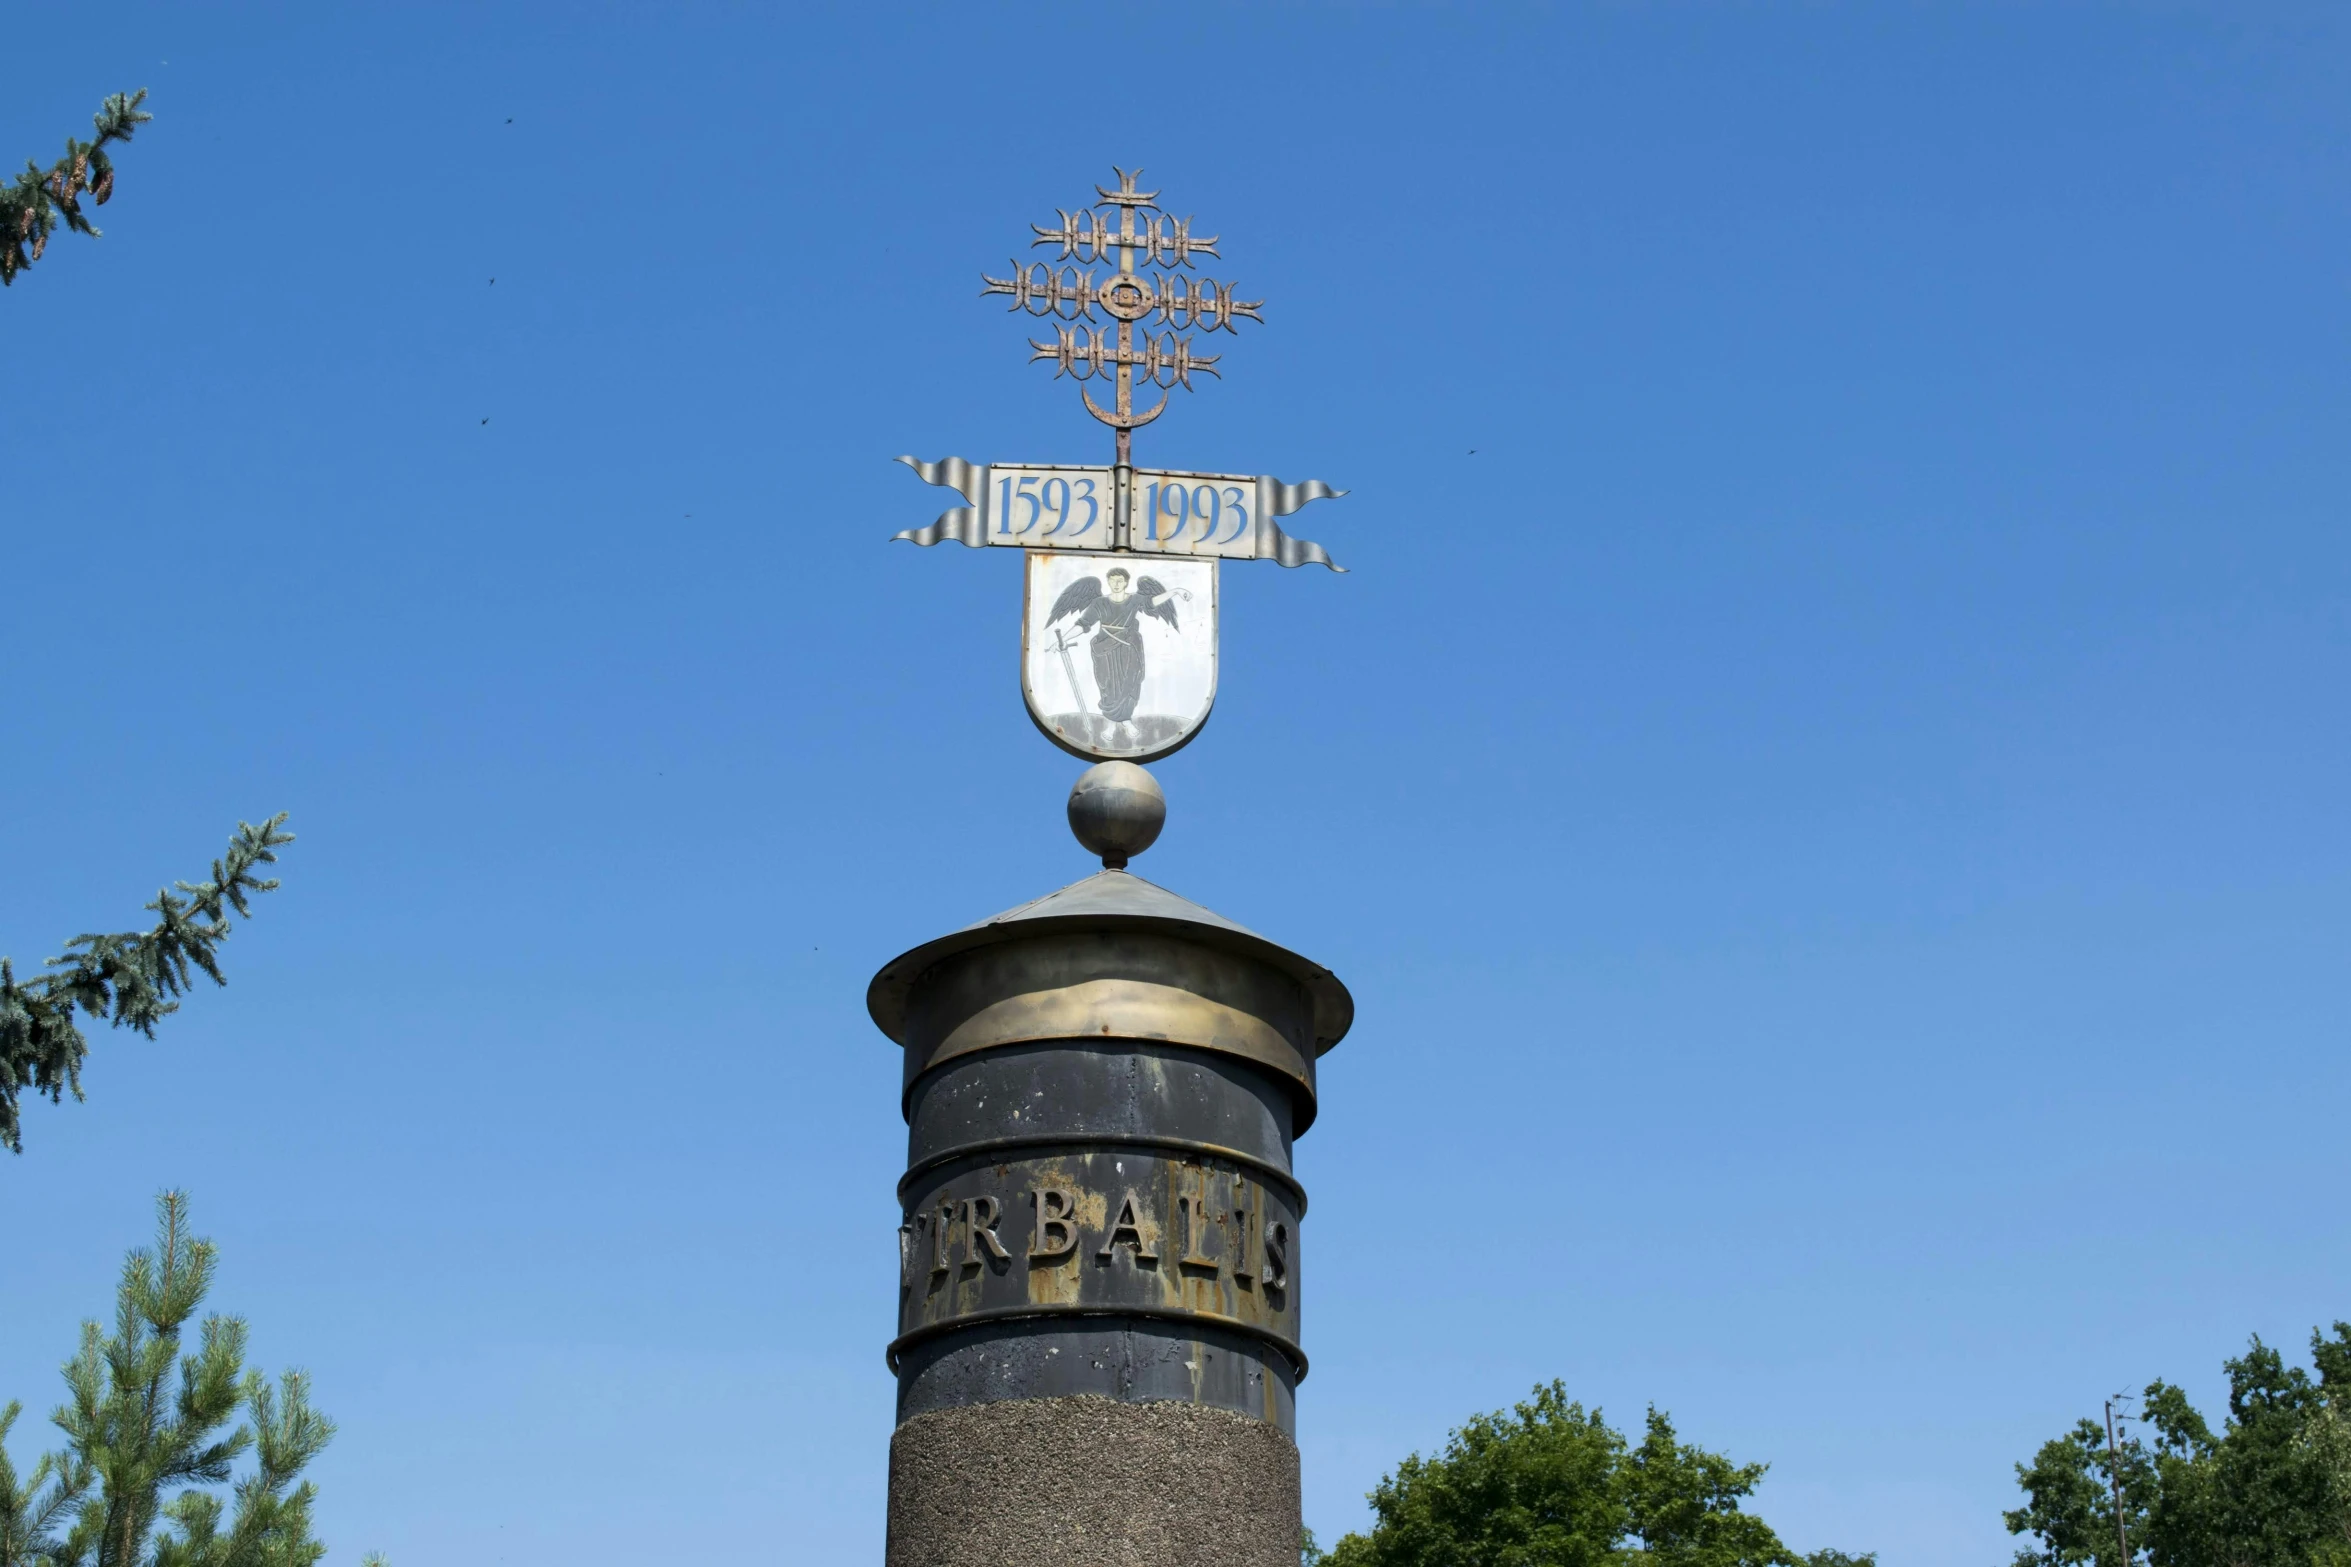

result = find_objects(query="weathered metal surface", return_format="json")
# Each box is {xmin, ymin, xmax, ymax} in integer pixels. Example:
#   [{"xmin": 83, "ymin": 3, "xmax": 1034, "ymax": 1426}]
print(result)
[
  {"xmin": 896, "ymin": 929, "xmax": 1317, "ymax": 1120},
  {"xmin": 904, "ymin": 1041, "xmax": 1295, "ymax": 1202},
  {"xmin": 895, "ymin": 1039, "xmax": 1303, "ymax": 1429},
  {"xmin": 873, "ymin": 865, "xmax": 1349, "ymax": 1435},
  {"xmin": 868, "ymin": 871, "xmax": 1351, "ymax": 1071},
  {"xmin": 980, "ymin": 168, "xmax": 1259, "ymax": 471},
  {"xmin": 1065, "ymin": 762, "xmax": 1167, "ymax": 867},
  {"xmin": 894, "ymin": 1147, "xmax": 1302, "ymax": 1365},
  {"xmin": 891, "ymin": 456, "xmax": 1347, "ymax": 571},
  {"xmin": 889, "ymin": 169, "xmax": 1348, "ymax": 570}
]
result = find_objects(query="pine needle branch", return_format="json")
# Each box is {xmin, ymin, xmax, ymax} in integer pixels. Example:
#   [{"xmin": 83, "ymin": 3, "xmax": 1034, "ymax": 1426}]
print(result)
[
  {"xmin": 2, "ymin": 89, "xmax": 152, "ymax": 286},
  {"xmin": 0, "ymin": 1397, "xmax": 91, "ymax": 1565},
  {"xmin": 27, "ymin": 1194, "xmax": 346, "ymax": 1567},
  {"xmin": 0, "ymin": 815, "xmax": 294, "ymax": 1155}
]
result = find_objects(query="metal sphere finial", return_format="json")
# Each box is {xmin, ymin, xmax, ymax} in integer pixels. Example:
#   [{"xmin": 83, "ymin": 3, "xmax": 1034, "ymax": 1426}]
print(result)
[{"xmin": 1067, "ymin": 761, "xmax": 1165, "ymax": 869}]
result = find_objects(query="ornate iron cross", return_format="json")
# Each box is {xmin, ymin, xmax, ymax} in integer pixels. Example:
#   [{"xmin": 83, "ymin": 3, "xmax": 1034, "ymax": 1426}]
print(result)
[
  {"xmin": 983, "ymin": 168, "xmax": 1263, "ymax": 469},
  {"xmin": 894, "ymin": 168, "xmax": 1341, "ymax": 574}
]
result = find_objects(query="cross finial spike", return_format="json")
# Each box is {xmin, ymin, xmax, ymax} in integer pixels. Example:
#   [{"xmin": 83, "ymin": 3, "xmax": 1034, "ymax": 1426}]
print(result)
[{"xmin": 1097, "ymin": 166, "xmax": 1160, "ymax": 209}]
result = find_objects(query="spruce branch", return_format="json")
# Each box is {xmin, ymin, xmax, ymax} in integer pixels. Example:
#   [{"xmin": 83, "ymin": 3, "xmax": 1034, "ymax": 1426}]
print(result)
[
  {"xmin": 0, "ymin": 814, "xmax": 294, "ymax": 1155},
  {"xmin": 2, "ymin": 89, "xmax": 151, "ymax": 286}
]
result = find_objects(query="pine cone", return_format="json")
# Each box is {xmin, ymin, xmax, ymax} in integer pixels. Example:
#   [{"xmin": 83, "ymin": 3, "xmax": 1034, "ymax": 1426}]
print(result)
[
  {"xmin": 31, "ymin": 229, "xmax": 46, "ymax": 260},
  {"xmin": 93, "ymin": 168, "xmax": 114, "ymax": 205}
]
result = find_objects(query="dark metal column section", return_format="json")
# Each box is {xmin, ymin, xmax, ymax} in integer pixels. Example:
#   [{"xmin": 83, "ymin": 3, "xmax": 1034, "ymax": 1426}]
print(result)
[{"xmin": 868, "ymin": 869, "xmax": 1352, "ymax": 1436}]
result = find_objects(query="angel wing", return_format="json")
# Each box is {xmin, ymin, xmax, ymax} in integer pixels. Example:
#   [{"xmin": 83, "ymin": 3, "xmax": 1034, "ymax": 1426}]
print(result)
[
  {"xmin": 1135, "ymin": 576, "xmax": 1179, "ymax": 631},
  {"xmin": 1047, "ymin": 576, "xmax": 1102, "ymax": 624}
]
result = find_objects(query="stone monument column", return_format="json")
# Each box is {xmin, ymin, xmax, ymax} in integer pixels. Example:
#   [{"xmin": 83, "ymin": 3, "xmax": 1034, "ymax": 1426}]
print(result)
[{"xmin": 869, "ymin": 763, "xmax": 1352, "ymax": 1567}]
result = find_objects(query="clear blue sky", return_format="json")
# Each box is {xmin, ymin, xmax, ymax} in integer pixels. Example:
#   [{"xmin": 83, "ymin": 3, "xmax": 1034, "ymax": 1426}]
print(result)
[{"xmin": 5, "ymin": 5, "xmax": 2346, "ymax": 1563}]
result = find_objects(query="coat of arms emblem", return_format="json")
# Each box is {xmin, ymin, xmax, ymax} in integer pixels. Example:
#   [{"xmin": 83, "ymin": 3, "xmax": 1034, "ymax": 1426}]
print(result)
[
  {"xmin": 891, "ymin": 169, "xmax": 1346, "ymax": 767},
  {"xmin": 1023, "ymin": 553, "xmax": 1215, "ymax": 762}
]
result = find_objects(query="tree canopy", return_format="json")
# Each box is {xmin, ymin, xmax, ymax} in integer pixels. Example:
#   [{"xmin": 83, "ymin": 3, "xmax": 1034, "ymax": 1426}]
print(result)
[
  {"xmin": 2006, "ymin": 1323, "xmax": 2351, "ymax": 1567},
  {"xmin": 0, "ymin": 1192, "xmax": 377, "ymax": 1567},
  {"xmin": 1312, "ymin": 1381, "xmax": 1871, "ymax": 1567}
]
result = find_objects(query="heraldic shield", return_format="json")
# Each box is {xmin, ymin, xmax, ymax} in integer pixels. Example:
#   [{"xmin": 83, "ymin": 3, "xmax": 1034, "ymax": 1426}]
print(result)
[{"xmin": 1022, "ymin": 552, "xmax": 1217, "ymax": 763}]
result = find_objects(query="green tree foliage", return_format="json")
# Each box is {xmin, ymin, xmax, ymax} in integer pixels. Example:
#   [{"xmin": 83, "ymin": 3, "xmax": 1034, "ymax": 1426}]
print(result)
[
  {"xmin": 0, "ymin": 1405, "xmax": 84, "ymax": 1567},
  {"xmin": 3, "ymin": 91, "xmax": 151, "ymax": 285},
  {"xmin": 2006, "ymin": 1323, "xmax": 2351, "ymax": 1567},
  {"xmin": 0, "ymin": 816, "xmax": 293, "ymax": 1154},
  {"xmin": 0, "ymin": 1193, "xmax": 376, "ymax": 1567},
  {"xmin": 1319, "ymin": 1381, "xmax": 1873, "ymax": 1567}
]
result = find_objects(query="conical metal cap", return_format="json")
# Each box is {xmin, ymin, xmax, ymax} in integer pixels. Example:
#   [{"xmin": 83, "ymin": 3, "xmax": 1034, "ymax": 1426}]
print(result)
[{"xmin": 867, "ymin": 868, "xmax": 1353, "ymax": 1056}]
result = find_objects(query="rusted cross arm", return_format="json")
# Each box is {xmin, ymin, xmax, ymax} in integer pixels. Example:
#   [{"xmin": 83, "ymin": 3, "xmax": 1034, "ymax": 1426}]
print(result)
[
  {"xmin": 971, "ymin": 168, "xmax": 1260, "ymax": 465},
  {"xmin": 1029, "ymin": 210, "xmax": 1222, "ymax": 269},
  {"xmin": 1028, "ymin": 327, "xmax": 1224, "ymax": 390},
  {"xmin": 983, "ymin": 266, "xmax": 1264, "ymax": 333},
  {"xmin": 1155, "ymin": 276, "xmax": 1262, "ymax": 332}
]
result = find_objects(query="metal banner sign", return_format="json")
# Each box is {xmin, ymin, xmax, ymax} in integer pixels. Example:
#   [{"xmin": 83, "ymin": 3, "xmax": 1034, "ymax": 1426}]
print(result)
[
  {"xmin": 890, "ymin": 168, "xmax": 1348, "ymax": 765},
  {"xmin": 1022, "ymin": 552, "xmax": 1215, "ymax": 762},
  {"xmin": 894, "ymin": 457, "xmax": 1346, "ymax": 568}
]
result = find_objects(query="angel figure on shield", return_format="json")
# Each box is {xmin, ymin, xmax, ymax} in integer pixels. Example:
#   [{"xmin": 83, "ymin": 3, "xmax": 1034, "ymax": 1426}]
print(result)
[{"xmin": 1044, "ymin": 566, "xmax": 1178, "ymax": 742}]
